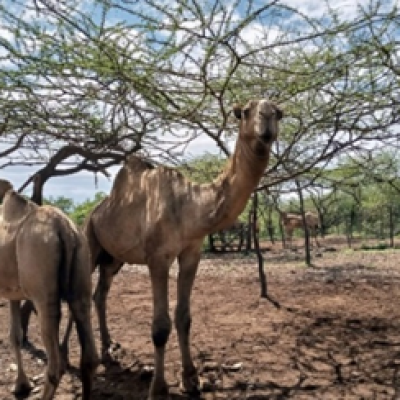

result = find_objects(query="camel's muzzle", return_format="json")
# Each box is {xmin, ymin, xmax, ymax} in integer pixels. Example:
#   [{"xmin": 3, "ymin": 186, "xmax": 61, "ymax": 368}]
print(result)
[{"xmin": 260, "ymin": 129, "xmax": 275, "ymax": 143}]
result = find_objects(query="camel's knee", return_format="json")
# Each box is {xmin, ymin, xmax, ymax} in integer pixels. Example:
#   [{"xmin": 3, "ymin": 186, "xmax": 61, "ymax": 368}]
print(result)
[
  {"xmin": 152, "ymin": 314, "xmax": 172, "ymax": 348},
  {"xmin": 175, "ymin": 305, "xmax": 191, "ymax": 335}
]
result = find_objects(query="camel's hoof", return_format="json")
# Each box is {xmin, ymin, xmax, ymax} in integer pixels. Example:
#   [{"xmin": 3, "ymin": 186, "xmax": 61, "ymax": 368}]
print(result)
[
  {"xmin": 149, "ymin": 379, "xmax": 169, "ymax": 400},
  {"xmin": 181, "ymin": 369, "xmax": 200, "ymax": 395},
  {"xmin": 12, "ymin": 380, "xmax": 32, "ymax": 396},
  {"xmin": 100, "ymin": 351, "xmax": 120, "ymax": 368}
]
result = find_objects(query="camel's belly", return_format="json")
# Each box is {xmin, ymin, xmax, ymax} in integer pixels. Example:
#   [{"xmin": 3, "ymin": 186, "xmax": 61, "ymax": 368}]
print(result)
[{"xmin": 0, "ymin": 287, "xmax": 25, "ymax": 301}]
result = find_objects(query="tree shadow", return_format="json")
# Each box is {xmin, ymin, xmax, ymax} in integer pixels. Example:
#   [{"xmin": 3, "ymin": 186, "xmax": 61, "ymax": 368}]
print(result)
[
  {"xmin": 20, "ymin": 307, "xmax": 400, "ymax": 399},
  {"xmin": 22, "ymin": 339, "xmax": 47, "ymax": 362}
]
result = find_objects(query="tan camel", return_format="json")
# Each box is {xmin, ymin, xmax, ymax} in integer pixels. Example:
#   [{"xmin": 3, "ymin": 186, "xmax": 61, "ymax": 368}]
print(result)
[
  {"xmin": 280, "ymin": 211, "xmax": 320, "ymax": 248},
  {"xmin": 0, "ymin": 179, "xmax": 98, "ymax": 400},
  {"xmin": 63, "ymin": 98, "xmax": 282, "ymax": 400}
]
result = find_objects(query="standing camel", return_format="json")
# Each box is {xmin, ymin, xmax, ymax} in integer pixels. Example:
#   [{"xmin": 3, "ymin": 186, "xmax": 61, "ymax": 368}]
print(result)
[
  {"xmin": 280, "ymin": 211, "xmax": 320, "ymax": 248},
  {"xmin": 0, "ymin": 179, "xmax": 98, "ymax": 400},
  {"xmin": 60, "ymin": 98, "xmax": 282, "ymax": 400}
]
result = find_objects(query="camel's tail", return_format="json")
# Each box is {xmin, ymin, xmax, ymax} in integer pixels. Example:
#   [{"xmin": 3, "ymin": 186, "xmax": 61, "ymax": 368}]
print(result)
[{"xmin": 56, "ymin": 218, "xmax": 79, "ymax": 303}]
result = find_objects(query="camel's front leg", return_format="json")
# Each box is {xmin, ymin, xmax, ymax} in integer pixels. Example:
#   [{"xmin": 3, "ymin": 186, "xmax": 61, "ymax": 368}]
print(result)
[
  {"xmin": 9, "ymin": 300, "xmax": 32, "ymax": 395},
  {"xmin": 68, "ymin": 297, "xmax": 99, "ymax": 400},
  {"xmin": 148, "ymin": 262, "xmax": 172, "ymax": 400},
  {"xmin": 175, "ymin": 247, "xmax": 201, "ymax": 395}
]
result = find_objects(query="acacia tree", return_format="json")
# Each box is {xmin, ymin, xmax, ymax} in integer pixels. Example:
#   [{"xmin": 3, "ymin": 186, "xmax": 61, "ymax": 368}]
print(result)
[{"xmin": 0, "ymin": 0, "xmax": 398, "ymax": 202}]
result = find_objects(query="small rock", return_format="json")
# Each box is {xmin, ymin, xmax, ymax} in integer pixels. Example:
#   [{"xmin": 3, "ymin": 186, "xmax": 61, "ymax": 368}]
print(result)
[
  {"xmin": 203, "ymin": 361, "xmax": 219, "ymax": 372},
  {"xmin": 9, "ymin": 363, "xmax": 17, "ymax": 371},
  {"xmin": 32, "ymin": 373, "xmax": 44, "ymax": 383},
  {"xmin": 140, "ymin": 365, "xmax": 154, "ymax": 380},
  {"xmin": 222, "ymin": 362, "xmax": 243, "ymax": 372}
]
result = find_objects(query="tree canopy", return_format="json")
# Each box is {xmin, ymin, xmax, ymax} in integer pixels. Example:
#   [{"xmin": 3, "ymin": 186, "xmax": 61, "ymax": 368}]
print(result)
[{"xmin": 0, "ymin": 0, "xmax": 399, "ymax": 201}]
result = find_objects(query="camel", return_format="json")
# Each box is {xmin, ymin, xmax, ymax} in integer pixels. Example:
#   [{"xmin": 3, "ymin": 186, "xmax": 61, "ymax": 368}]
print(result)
[
  {"xmin": 0, "ymin": 179, "xmax": 98, "ymax": 400},
  {"xmin": 280, "ymin": 211, "xmax": 320, "ymax": 248},
  {"xmin": 58, "ymin": 98, "xmax": 282, "ymax": 400}
]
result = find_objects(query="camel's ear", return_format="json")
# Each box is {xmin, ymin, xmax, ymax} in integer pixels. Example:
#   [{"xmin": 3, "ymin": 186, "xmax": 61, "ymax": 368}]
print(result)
[
  {"xmin": 275, "ymin": 106, "xmax": 283, "ymax": 120},
  {"xmin": 233, "ymin": 104, "xmax": 242, "ymax": 119}
]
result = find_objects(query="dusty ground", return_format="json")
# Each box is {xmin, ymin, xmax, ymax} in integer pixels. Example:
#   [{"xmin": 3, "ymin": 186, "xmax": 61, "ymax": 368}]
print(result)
[{"xmin": 1, "ymin": 237, "xmax": 400, "ymax": 399}]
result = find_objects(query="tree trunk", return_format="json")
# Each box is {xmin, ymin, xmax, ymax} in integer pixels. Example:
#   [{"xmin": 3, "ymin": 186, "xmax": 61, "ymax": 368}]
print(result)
[
  {"xmin": 207, "ymin": 234, "xmax": 216, "ymax": 252},
  {"xmin": 346, "ymin": 206, "xmax": 356, "ymax": 248},
  {"xmin": 252, "ymin": 193, "xmax": 267, "ymax": 297},
  {"xmin": 295, "ymin": 180, "xmax": 311, "ymax": 266},
  {"xmin": 389, "ymin": 205, "xmax": 394, "ymax": 248},
  {"xmin": 245, "ymin": 210, "xmax": 252, "ymax": 253}
]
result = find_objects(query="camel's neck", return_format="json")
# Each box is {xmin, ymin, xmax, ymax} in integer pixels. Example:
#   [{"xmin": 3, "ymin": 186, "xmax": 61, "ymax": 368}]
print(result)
[{"xmin": 197, "ymin": 138, "xmax": 270, "ymax": 235}]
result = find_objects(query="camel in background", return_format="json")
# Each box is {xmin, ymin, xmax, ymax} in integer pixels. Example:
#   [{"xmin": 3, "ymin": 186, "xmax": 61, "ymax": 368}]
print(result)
[
  {"xmin": 61, "ymin": 98, "xmax": 282, "ymax": 400},
  {"xmin": 0, "ymin": 179, "xmax": 98, "ymax": 400},
  {"xmin": 280, "ymin": 211, "xmax": 320, "ymax": 248}
]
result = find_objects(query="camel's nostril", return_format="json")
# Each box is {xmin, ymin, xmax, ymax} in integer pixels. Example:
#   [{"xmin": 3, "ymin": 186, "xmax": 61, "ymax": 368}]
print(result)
[{"xmin": 261, "ymin": 129, "xmax": 275, "ymax": 142}]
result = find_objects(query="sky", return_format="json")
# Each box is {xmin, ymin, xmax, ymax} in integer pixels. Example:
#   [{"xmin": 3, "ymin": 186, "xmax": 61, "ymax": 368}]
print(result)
[
  {"xmin": 1, "ymin": 0, "xmax": 399, "ymax": 203},
  {"xmin": 1, "ymin": 134, "xmax": 221, "ymax": 203}
]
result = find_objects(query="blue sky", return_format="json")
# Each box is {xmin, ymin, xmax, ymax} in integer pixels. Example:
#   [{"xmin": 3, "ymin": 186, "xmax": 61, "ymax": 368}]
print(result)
[{"xmin": 1, "ymin": 134, "xmax": 221, "ymax": 203}]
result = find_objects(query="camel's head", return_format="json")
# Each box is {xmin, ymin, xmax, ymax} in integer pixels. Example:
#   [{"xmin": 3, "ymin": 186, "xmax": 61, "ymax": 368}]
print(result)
[
  {"xmin": 0, "ymin": 179, "xmax": 13, "ymax": 202},
  {"xmin": 233, "ymin": 99, "xmax": 283, "ymax": 146}
]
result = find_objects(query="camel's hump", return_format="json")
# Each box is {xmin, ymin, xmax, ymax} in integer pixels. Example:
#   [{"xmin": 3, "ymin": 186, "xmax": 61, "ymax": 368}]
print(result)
[{"xmin": 124, "ymin": 155, "xmax": 155, "ymax": 172}]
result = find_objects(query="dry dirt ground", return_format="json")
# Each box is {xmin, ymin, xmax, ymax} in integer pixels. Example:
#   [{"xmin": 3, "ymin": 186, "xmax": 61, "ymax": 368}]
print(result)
[{"xmin": 1, "ymin": 237, "xmax": 400, "ymax": 399}]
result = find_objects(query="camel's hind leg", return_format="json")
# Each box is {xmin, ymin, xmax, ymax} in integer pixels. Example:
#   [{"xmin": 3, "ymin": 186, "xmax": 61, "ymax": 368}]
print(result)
[
  {"xmin": 175, "ymin": 246, "xmax": 201, "ymax": 395},
  {"xmin": 20, "ymin": 299, "xmax": 36, "ymax": 345},
  {"xmin": 36, "ymin": 301, "xmax": 62, "ymax": 400},
  {"xmin": 93, "ymin": 259, "xmax": 123, "ymax": 358},
  {"xmin": 68, "ymin": 298, "xmax": 99, "ymax": 400},
  {"xmin": 59, "ymin": 310, "xmax": 74, "ymax": 372},
  {"xmin": 9, "ymin": 300, "xmax": 32, "ymax": 395}
]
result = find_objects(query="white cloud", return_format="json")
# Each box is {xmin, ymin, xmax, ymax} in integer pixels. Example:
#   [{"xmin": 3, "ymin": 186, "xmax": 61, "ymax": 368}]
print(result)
[{"xmin": 281, "ymin": 0, "xmax": 400, "ymax": 20}]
